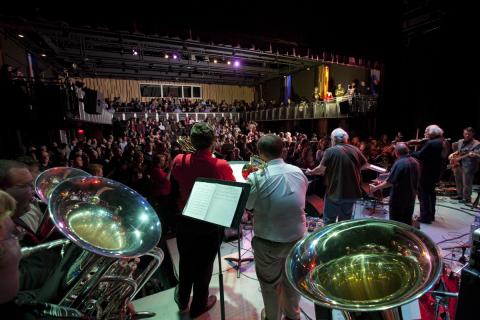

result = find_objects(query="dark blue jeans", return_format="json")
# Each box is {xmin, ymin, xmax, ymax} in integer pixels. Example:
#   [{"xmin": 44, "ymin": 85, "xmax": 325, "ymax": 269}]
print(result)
[{"xmin": 323, "ymin": 197, "xmax": 357, "ymax": 225}]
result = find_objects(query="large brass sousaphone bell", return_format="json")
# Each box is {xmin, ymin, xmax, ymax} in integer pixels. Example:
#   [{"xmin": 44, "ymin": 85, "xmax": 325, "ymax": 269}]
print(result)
[
  {"xmin": 286, "ymin": 219, "xmax": 442, "ymax": 319},
  {"xmin": 46, "ymin": 175, "xmax": 162, "ymax": 319},
  {"xmin": 49, "ymin": 176, "xmax": 161, "ymax": 257}
]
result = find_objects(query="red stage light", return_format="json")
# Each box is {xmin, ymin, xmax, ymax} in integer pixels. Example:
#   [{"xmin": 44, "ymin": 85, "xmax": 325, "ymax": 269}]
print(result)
[{"xmin": 77, "ymin": 129, "xmax": 85, "ymax": 135}]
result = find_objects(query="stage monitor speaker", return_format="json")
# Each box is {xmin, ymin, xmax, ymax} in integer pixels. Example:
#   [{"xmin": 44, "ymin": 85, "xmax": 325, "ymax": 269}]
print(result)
[
  {"xmin": 339, "ymin": 100, "xmax": 350, "ymax": 114},
  {"xmin": 456, "ymin": 228, "xmax": 480, "ymax": 320},
  {"xmin": 84, "ymin": 89, "xmax": 102, "ymax": 114},
  {"xmin": 455, "ymin": 266, "xmax": 480, "ymax": 320}
]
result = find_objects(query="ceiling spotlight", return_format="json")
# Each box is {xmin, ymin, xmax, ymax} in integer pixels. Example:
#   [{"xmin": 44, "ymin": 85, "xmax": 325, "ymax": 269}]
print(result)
[
  {"xmin": 173, "ymin": 54, "xmax": 178, "ymax": 59},
  {"xmin": 213, "ymin": 59, "xmax": 218, "ymax": 64},
  {"xmin": 234, "ymin": 60, "xmax": 240, "ymax": 67},
  {"xmin": 18, "ymin": 34, "xmax": 24, "ymax": 38},
  {"xmin": 41, "ymin": 53, "xmax": 47, "ymax": 57},
  {"xmin": 165, "ymin": 54, "xmax": 169, "ymax": 59},
  {"xmin": 227, "ymin": 60, "xmax": 231, "ymax": 65},
  {"xmin": 132, "ymin": 49, "xmax": 139, "ymax": 56}
]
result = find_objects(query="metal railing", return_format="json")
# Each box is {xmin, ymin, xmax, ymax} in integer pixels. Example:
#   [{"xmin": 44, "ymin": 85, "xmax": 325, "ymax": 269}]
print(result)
[
  {"xmin": 113, "ymin": 112, "xmax": 240, "ymax": 122},
  {"xmin": 244, "ymin": 95, "xmax": 377, "ymax": 121},
  {"xmin": 70, "ymin": 105, "xmax": 114, "ymax": 125}
]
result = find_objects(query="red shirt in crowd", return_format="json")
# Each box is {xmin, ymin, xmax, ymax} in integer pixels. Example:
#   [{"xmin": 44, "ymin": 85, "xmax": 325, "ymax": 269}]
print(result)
[
  {"xmin": 150, "ymin": 167, "xmax": 171, "ymax": 198},
  {"xmin": 171, "ymin": 149, "xmax": 236, "ymax": 210}
]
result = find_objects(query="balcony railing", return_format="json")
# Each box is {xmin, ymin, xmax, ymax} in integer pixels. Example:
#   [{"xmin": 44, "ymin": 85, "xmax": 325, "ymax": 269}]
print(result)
[
  {"xmin": 68, "ymin": 105, "xmax": 114, "ymax": 125},
  {"xmin": 245, "ymin": 95, "xmax": 377, "ymax": 121},
  {"xmin": 113, "ymin": 112, "xmax": 240, "ymax": 122}
]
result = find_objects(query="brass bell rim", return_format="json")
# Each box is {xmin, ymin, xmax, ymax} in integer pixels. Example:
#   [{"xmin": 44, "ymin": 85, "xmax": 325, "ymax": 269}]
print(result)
[
  {"xmin": 285, "ymin": 218, "xmax": 443, "ymax": 312},
  {"xmin": 49, "ymin": 176, "xmax": 161, "ymax": 258},
  {"xmin": 35, "ymin": 167, "xmax": 92, "ymax": 203}
]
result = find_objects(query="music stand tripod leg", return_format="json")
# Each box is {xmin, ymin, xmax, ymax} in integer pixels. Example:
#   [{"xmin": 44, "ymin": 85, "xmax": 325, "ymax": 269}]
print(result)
[
  {"xmin": 224, "ymin": 223, "xmax": 254, "ymax": 278},
  {"xmin": 217, "ymin": 227, "xmax": 226, "ymax": 320},
  {"xmin": 433, "ymin": 296, "xmax": 441, "ymax": 320}
]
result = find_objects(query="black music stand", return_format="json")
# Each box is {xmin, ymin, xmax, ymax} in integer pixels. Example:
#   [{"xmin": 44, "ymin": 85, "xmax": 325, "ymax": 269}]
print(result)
[
  {"xmin": 225, "ymin": 161, "xmax": 255, "ymax": 277},
  {"xmin": 182, "ymin": 178, "xmax": 251, "ymax": 320},
  {"xmin": 224, "ymin": 219, "xmax": 254, "ymax": 278}
]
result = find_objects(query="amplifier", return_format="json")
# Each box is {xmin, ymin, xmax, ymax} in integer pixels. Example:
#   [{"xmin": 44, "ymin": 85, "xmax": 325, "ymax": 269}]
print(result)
[{"xmin": 455, "ymin": 266, "xmax": 480, "ymax": 320}]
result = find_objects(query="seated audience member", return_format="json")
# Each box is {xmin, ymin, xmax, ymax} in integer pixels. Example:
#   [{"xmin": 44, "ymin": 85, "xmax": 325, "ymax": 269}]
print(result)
[
  {"xmin": 0, "ymin": 160, "xmax": 61, "ymax": 293},
  {"xmin": 86, "ymin": 163, "xmax": 103, "ymax": 176},
  {"xmin": 16, "ymin": 156, "xmax": 40, "ymax": 181},
  {"xmin": 1, "ymin": 190, "xmax": 86, "ymax": 319}
]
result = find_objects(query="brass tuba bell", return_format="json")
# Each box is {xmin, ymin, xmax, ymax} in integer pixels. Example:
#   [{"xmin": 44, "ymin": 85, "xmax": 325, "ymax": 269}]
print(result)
[
  {"xmin": 285, "ymin": 219, "xmax": 442, "ymax": 319},
  {"xmin": 46, "ymin": 176, "xmax": 163, "ymax": 319}
]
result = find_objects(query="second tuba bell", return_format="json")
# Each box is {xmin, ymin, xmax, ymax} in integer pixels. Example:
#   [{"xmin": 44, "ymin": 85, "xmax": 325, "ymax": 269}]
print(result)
[{"xmin": 285, "ymin": 219, "xmax": 442, "ymax": 319}]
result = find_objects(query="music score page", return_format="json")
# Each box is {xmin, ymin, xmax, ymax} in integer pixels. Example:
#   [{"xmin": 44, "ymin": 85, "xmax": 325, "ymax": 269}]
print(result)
[{"xmin": 183, "ymin": 181, "xmax": 243, "ymax": 227}]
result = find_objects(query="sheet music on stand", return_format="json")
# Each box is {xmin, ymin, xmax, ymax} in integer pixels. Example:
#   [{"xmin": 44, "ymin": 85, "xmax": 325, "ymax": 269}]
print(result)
[
  {"xmin": 182, "ymin": 178, "xmax": 250, "ymax": 228},
  {"xmin": 366, "ymin": 163, "xmax": 388, "ymax": 174},
  {"xmin": 181, "ymin": 178, "xmax": 251, "ymax": 320}
]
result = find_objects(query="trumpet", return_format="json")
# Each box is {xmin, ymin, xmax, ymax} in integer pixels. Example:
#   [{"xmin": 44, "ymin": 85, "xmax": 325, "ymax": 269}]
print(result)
[{"xmin": 241, "ymin": 155, "xmax": 267, "ymax": 180}]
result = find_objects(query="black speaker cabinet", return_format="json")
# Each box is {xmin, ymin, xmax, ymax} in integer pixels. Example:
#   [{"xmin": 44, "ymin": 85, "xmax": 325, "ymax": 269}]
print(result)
[
  {"xmin": 456, "ymin": 266, "xmax": 480, "ymax": 320},
  {"xmin": 83, "ymin": 88, "xmax": 101, "ymax": 114},
  {"xmin": 339, "ymin": 100, "xmax": 350, "ymax": 114}
]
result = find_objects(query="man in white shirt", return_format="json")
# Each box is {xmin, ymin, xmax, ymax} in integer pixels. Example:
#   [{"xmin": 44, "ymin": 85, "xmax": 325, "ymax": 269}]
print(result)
[{"xmin": 246, "ymin": 134, "xmax": 307, "ymax": 320}]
